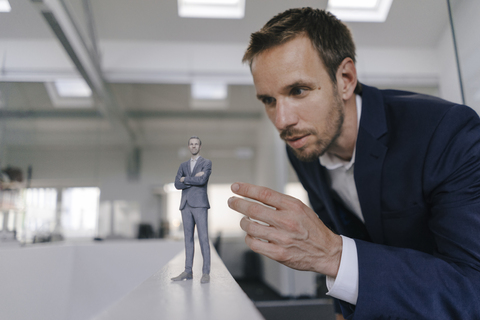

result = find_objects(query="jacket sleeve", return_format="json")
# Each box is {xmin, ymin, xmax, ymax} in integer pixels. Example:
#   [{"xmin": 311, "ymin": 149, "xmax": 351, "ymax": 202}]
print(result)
[
  {"xmin": 183, "ymin": 160, "xmax": 212, "ymax": 186},
  {"xmin": 174, "ymin": 163, "xmax": 190, "ymax": 190},
  {"xmin": 340, "ymin": 105, "xmax": 480, "ymax": 319}
]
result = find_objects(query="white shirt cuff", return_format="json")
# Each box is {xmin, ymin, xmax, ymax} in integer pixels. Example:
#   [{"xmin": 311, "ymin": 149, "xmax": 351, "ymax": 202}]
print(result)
[{"xmin": 326, "ymin": 235, "xmax": 359, "ymax": 305}]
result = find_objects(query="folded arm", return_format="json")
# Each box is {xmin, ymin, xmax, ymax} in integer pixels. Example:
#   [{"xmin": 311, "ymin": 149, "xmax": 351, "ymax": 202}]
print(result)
[
  {"xmin": 174, "ymin": 165, "xmax": 190, "ymax": 190},
  {"xmin": 184, "ymin": 160, "xmax": 212, "ymax": 186}
]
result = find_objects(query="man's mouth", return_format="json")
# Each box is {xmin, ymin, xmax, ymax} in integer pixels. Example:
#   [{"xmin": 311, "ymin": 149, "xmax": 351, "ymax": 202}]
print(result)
[{"xmin": 285, "ymin": 134, "xmax": 310, "ymax": 149}]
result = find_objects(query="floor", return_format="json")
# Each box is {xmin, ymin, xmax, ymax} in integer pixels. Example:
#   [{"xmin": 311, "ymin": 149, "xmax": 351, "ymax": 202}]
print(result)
[
  {"xmin": 236, "ymin": 277, "xmax": 336, "ymax": 320},
  {"xmin": 218, "ymin": 242, "xmax": 336, "ymax": 320}
]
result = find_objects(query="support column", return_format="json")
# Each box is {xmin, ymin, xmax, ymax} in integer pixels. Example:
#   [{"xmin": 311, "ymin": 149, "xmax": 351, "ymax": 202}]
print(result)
[
  {"xmin": 255, "ymin": 113, "xmax": 288, "ymax": 193},
  {"xmin": 255, "ymin": 113, "xmax": 316, "ymax": 298}
]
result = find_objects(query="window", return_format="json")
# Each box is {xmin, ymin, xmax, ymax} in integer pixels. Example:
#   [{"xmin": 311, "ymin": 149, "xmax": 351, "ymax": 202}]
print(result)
[
  {"xmin": 21, "ymin": 188, "xmax": 57, "ymax": 243},
  {"xmin": 61, "ymin": 187, "xmax": 100, "ymax": 238},
  {"xmin": 17, "ymin": 187, "xmax": 100, "ymax": 243}
]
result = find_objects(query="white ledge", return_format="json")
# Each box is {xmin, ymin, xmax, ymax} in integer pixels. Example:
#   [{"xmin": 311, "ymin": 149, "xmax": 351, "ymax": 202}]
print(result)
[{"xmin": 93, "ymin": 243, "xmax": 264, "ymax": 320}]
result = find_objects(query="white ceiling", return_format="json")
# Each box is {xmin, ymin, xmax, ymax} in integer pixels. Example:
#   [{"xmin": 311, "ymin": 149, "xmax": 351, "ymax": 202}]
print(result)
[
  {"xmin": 1, "ymin": 0, "xmax": 448, "ymax": 45},
  {"xmin": 0, "ymin": 0, "xmax": 458, "ymax": 149}
]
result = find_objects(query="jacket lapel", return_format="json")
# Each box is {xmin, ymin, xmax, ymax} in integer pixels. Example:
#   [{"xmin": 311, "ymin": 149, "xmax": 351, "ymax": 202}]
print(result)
[
  {"xmin": 313, "ymin": 160, "xmax": 370, "ymax": 240},
  {"xmin": 191, "ymin": 156, "xmax": 203, "ymax": 175},
  {"xmin": 185, "ymin": 160, "xmax": 192, "ymax": 177},
  {"xmin": 354, "ymin": 85, "xmax": 388, "ymax": 244},
  {"xmin": 311, "ymin": 161, "xmax": 349, "ymax": 234}
]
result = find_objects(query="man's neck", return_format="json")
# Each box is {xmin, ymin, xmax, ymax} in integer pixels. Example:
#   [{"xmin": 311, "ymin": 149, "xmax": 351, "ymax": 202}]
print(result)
[
  {"xmin": 191, "ymin": 154, "xmax": 200, "ymax": 160},
  {"xmin": 328, "ymin": 95, "xmax": 358, "ymax": 162}
]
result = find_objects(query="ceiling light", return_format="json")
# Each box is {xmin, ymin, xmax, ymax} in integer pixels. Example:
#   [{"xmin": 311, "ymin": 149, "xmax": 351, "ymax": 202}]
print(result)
[
  {"xmin": 0, "ymin": 0, "xmax": 11, "ymax": 12},
  {"xmin": 191, "ymin": 82, "xmax": 227, "ymax": 100},
  {"xmin": 328, "ymin": 0, "xmax": 379, "ymax": 9},
  {"xmin": 54, "ymin": 79, "xmax": 92, "ymax": 97},
  {"xmin": 184, "ymin": 0, "xmax": 239, "ymax": 4},
  {"xmin": 327, "ymin": 0, "xmax": 393, "ymax": 22},
  {"xmin": 178, "ymin": 0, "xmax": 245, "ymax": 19}
]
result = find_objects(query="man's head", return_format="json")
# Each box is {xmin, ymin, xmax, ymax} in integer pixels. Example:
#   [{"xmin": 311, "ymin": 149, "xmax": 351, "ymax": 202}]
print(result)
[
  {"xmin": 243, "ymin": 7, "xmax": 361, "ymax": 94},
  {"xmin": 188, "ymin": 136, "xmax": 201, "ymax": 156},
  {"xmin": 244, "ymin": 8, "xmax": 359, "ymax": 162}
]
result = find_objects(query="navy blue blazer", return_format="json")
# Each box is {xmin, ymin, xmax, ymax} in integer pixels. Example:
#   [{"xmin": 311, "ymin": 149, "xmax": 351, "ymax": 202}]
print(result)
[
  {"xmin": 288, "ymin": 84, "xmax": 480, "ymax": 319},
  {"xmin": 174, "ymin": 156, "xmax": 212, "ymax": 209}
]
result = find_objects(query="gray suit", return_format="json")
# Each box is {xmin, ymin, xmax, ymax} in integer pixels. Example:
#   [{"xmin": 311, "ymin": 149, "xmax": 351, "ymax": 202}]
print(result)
[{"xmin": 174, "ymin": 156, "xmax": 212, "ymax": 274}]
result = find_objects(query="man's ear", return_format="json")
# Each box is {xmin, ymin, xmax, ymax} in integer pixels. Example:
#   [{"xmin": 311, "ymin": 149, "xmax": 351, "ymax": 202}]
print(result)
[{"xmin": 336, "ymin": 57, "xmax": 357, "ymax": 101}]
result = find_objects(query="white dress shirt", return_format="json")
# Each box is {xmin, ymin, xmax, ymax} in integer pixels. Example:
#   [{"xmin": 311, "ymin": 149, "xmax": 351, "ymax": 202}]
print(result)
[
  {"xmin": 319, "ymin": 94, "xmax": 363, "ymax": 305},
  {"xmin": 190, "ymin": 157, "xmax": 198, "ymax": 173}
]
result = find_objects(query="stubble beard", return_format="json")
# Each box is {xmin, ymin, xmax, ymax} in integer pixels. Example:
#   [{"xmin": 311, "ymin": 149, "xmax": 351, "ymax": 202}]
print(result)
[{"xmin": 283, "ymin": 91, "xmax": 345, "ymax": 162}]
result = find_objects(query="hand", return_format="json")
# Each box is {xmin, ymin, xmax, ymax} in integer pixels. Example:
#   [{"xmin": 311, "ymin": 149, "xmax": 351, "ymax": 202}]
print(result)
[
  {"xmin": 180, "ymin": 177, "xmax": 185, "ymax": 182},
  {"xmin": 195, "ymin": 172, "xmax": 205, "ymax": 177},
  {"xmin": 228, "ymin": 182, "xmax": 342, "ymax": 278}
]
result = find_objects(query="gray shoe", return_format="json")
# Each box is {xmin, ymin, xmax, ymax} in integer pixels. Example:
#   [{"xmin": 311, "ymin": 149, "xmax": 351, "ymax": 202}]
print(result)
[
  {"xmin": 200, "ymin": 274, "xmax": 210, "ymax": 283},
  {"xmin": 171, "ymin": 271, "xmax": 193, "ymax": 281}
]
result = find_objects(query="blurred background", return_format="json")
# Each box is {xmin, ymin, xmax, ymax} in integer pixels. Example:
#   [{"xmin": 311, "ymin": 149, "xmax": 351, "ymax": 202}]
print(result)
[{"xmin": 0, "ymin": 0, "xmax": 478, "ymax": 319}]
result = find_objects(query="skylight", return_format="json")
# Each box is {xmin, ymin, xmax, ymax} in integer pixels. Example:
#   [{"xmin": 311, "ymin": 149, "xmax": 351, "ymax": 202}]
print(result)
[
  {"xmin": 327, "ymin": 0, "xmax": 393, "ymax": 22},
  {"xmin": 45, "ymin": 79, "xmax": 93, "ymax": 108},
  {"xmin": 190, "ymin": 82, "xmax": 228, "ymax": 109},
  {"xmin": 178, "ymin": 0, "xmax": 245, "ymax": 19},
  {"xmin": 54, "ymin": 79, "xmax": 92, "ymax": 98},
  {"xmin": 0, "ymin": 0, "xmax": 11, "ymax": 12}
]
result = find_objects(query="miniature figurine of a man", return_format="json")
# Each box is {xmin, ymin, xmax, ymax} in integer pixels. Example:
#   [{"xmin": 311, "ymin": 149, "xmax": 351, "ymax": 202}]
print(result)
[{"xmin": 172, "ymin": 136, "xmax": 212, "ymax": 283}]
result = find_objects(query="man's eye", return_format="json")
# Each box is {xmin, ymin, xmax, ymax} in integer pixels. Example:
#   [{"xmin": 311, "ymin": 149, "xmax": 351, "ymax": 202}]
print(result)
[
  {"xmin": 291, "ymin": 88, "xmax": 305, "ymax": 96},
  {"xmin": 262, "ymin": 97, "xmax": 274, "ymax": 105}
]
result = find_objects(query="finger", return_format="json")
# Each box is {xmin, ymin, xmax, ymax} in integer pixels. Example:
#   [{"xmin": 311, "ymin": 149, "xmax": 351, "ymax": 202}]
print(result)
[
  {"xmin": 228, "ymin": 196, "xmax": 276, "ymax": 226},
  {"xmin": 241, "ymin": 217, "xmax": 293, "ymax": 246},
  {"xmin": 231, "ymin": 182, "xmax": 288, "ymax": 210},
  {"xmin": 240, "ymin": 216, "xmax": 272, "ymax": 240},
  {"xmin": 245, "ymin": 234, "xmax": 285, "ymax": 261}
]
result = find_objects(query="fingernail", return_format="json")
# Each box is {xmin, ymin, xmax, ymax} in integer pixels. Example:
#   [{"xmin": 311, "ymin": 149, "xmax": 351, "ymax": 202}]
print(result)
[
  {"xmin": 227, "ymin": 197, "xmax": 234, "ymax": 207},
  {"xmin": 231, "ymin": 183, "xmax": 239, "ymax": 192}
]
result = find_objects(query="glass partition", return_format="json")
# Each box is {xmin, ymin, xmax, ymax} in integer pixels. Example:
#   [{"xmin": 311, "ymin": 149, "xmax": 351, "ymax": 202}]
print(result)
[
  {"xmin": 0, "ymin": 0, "xmax": 470, "ymax": 245},
  {"xmin": 448, "ymin": 0, "xmax": 480, "ymax": 113}
]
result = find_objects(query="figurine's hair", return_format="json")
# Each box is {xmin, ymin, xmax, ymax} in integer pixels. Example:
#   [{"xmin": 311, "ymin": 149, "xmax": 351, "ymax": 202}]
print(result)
[
  {"xmin": 188, "ymin": 136, "xmax": 202, "ymax": 146},
  {"xmin": 243, "ymin": 7, "xmax": 361, "ymax": 94}
]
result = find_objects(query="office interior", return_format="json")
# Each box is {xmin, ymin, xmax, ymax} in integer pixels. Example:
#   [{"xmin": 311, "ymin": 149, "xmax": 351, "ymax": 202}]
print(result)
[{"xmin": 0, "ymin": 0, "xmax": 478, "ymax": 319}]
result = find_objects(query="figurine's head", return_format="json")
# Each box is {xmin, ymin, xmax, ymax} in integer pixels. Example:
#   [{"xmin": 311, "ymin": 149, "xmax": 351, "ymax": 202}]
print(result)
[{"xmin": 188, "ymin": 136, "xmax": 202, "ymax": 156}]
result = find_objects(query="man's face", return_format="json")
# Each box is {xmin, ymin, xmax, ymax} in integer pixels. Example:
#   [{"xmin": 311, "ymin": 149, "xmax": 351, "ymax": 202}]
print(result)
[
  {"xmin": 188, "ymin": 138, "xmax": 201, "ymax": 156},
  {"xmin": 251, "ymin": 36, "xmax": 345, "ymax": 162}
]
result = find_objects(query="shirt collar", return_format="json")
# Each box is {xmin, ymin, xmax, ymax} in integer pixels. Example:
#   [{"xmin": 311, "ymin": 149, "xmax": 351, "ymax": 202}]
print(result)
[{"xmin": 319, "ymin": 94, "xmax": 362, "ymax": 170}]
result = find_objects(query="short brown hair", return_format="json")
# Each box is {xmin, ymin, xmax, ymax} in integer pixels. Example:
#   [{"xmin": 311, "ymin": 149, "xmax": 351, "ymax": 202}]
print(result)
[
  {"xmin": 188, "ymin": 136, "xmax": 202, "ymax": 146},
  {"xmin": 243, "ymin": 7, "xmax": 361, "ymax": 93}
]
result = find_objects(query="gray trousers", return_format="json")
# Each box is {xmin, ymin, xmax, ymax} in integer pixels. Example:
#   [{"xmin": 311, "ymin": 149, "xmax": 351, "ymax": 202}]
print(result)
[{"xmin": 181, "ymin": 203, "xmax": 210, "ymax": 274}]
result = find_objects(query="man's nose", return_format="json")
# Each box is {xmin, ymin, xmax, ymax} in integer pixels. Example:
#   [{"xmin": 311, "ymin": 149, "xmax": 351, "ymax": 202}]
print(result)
[{"xmin": 274, "ymin": 99, "xmax": 297, "ymax": 130}]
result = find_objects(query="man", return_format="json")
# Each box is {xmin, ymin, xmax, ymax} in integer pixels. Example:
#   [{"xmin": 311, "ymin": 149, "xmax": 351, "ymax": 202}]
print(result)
[
  {"xmin": 227, "ymin": 8, "xmax": 480, "ymax": 319},
  {"xmin": 172, "ymin": 136, "xmax": 212, "ymax": 284}
]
